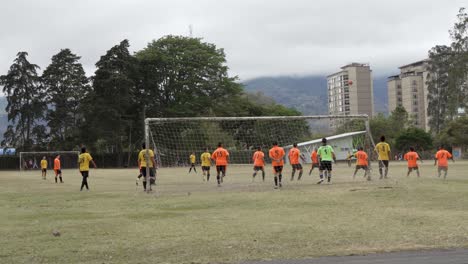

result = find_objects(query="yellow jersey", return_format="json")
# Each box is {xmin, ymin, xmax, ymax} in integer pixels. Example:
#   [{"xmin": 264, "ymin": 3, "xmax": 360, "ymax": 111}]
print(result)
[
  {"xmin": 78, "ymin": 153, "xmax": 93, "ymax": 171},
  {"xmin": 138, "ymin": 149, "xmax": 155, "ymax": 168},
  {"xmin": 190, "ymin": 154, "xmax": 196, "ymax": 164},
  {"xmin": 200, "ymin": 152, "xmax": 211, "ymax": 166},
  {"xmin": 40, "ymin": 159, "xmax": 47, "ymax": 169},
  {"xmin": 375, "ymin": 142, "xmax": 391, "ymax": 160}
]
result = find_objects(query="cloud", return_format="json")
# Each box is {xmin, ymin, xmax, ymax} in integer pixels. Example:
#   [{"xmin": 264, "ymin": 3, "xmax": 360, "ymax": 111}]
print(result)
[{"xmin": 0, "ymin": 0, "xmax": 465, "ymax": 80}]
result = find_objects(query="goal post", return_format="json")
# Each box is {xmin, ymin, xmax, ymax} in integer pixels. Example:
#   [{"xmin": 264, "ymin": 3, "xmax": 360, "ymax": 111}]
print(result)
[
  {"xmin": 144, "ymin": 114, "xmax": 374, "ymax": 167},
  {"xmin": 19, "ymin": 151, "xmax": 80, "ymax": 175}
]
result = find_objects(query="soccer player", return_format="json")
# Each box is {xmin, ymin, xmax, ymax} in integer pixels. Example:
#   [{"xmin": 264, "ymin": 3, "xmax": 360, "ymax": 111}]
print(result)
[
  {"xmin": 78, "ymin": 147, "xmax": 97, "ymax": 191},
  {"xmin": 54, "ymin": 154, "xmax": 63, "ymax": 183},
  {"xmin": 252, "ymin": 146, "xmax": 265, "ymax": 182},
  {"xmin": 200, "ymin": 148, "xmax": 212, "ymax": 181},
  {"xmin": 188, "ymin": 152, "xmax": 197, "ymax": 173},
  {"xmin": 309, "ymin": 148, "xmax": 319, "ymax": 176},
  {"xmin": 138, "ymin": 143, "xmax": 157, "ymax": 191},
  {"xmin": 352, "ymin": 147, "xmax": 370, "ymax": 180},
  {"xmin": 269, "ymin": 141, "xmax": 285, "ymax": 189},
  {"xmin": 288, "ymin": 143, "xmax": 305, "ymax": 181},
  {"xmin": 404, "ymin": 147, "xmax": 421, "ymax": 177},
  {"xmin": 434, "ymin": 146, "xmax": 454, "ymax": 179},
  {"xmin": 317, "ymin": 138, "xmax": 336, "ymax": 184},
  {"xmin": 375, "ymin": 135, "xmax": 391, "ymax": 179},
  {"xmin": 40, "ymin": 156, "xmax": 47, "ymax": 180},
  {"xmin": 211, "ymin": 142, "xmax": 229, "ymax": 186}
]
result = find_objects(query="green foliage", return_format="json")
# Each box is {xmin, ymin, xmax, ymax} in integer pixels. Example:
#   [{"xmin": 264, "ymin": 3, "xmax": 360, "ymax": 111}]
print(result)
[
  {"xmin": 395, "ymin": 127, "xmax": 433, "ymax": 151},
  {"xmin": 435, "ymin": 116, "xmax": 468, "ymax": 147},
  {"xmin": 0, "ymin": 52, "xmax": 45, "ymax": 149},
  {"xmin": 42, "ymin": 49, "xmax": 90, "ymax": 149}
]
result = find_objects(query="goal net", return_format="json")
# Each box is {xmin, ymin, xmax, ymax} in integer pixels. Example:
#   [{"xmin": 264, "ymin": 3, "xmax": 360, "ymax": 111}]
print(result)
[
  {"xmin": 145, "ymin": 115, "xmax": 375, "ymax": 168},
  {"xmin": 19, "ymin": 151, "xmax": 80, "ymax": 174}
]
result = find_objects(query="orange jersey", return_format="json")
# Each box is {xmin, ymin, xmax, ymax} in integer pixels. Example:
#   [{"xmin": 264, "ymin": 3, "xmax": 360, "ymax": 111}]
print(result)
[
  {"xmin": 404, "ymin": 151, "xmax": 419, "ymax": 168},
  {"xmin": 269, "ymin": 146, "xmax": 285, "ymax": 166},
  {"xmin": 252, "ymin": 151, "xmax": 265, "ymax": 167},
  {"xmin": 435, "ymin": 149, "xmax": 452, "ymax": 167},
  {"xmin": 211, "ymin": 147, "xmax": 229, "ymax": 166},
  {"xmin": 288, "ymin": 147, "xmax": 300, "ymax": 165},
  {"xmin": 311, "ymin": 151, "xmax": 318, "ymax": 164},
  {"xmin": 54, "ymin": 158, "xmax": 61, "ymax": 170},
  {"xmin": 354, "ymin": 151, "xmax": 368, "ymax": 166}
]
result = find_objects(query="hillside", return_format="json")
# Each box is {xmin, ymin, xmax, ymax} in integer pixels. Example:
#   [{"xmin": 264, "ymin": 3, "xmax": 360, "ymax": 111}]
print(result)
[{"xmin": 243, "ymin": 75, "xmax": 388, "ymax": 115}]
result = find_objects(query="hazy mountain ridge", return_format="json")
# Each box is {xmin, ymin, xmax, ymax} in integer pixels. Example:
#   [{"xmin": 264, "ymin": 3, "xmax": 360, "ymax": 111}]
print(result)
[{"xmin": 244, "ymin": 75, "xmax": 388, "ymax": 115}]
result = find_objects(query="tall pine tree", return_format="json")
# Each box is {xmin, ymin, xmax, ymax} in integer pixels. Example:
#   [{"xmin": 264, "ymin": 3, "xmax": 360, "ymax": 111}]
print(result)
[
  {"xmin": 42, "ymin": 49, "xmax": 90, "ymax": 149},
  {"xmin": 1, "ymin": 52, "xmax": 45, "ymax": 149},
  {"xmin": 83, "ymin": 40, "xmax": 139, "ymax": 160}
]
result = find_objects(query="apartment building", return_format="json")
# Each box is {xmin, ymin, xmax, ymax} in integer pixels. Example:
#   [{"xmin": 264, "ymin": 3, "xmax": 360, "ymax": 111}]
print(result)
[
  {"xmin": 387, "ymin": 60, "xmax": 430, "ymax": 130},
  {"xmin": 327, "ymin": 63, "xmax": 374, "ymax": 128}
]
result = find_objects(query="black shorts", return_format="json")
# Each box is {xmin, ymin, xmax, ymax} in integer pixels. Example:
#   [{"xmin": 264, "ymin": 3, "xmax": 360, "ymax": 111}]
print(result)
[
  {"xmin": 42, "ymin": 168, "xmax": 47, "ymax": 172},
  {"xmin": 438, "ymin": 166, "xmax": 448, "ymax": 171},
  {"xmin": 408, "ymin": 167, "xmax": 419, "ymax": 171},
  {"xmin": 378, "ymin": 160, "xmax": 389, "ymax": 168},
  {"xmin": 273, "ymin": 166, "xmax": 283, "ymax": 173},
  {"xmin": 254, "ymin": 166, "xmax": 264, "ymax": 171},
  {"xmin": 319, "ymin": 161, "xmax": 332, "ymax": 171},
  {"xmin": 141, "ymin": 167, "xmax": 155, "ymax": 177},
  {"xmin": 202, "ymin": 166, "xmax": 210, "ymax": 171},
  {"xmin": 54, "ymin": 169, "xmax": 61, "ymax": 174},
  {"xmin": 216, "ymin": 166, "xmax": 226, "ymax": 173},
  {"xmin": 311, "ymin": 163, "xmax": 319, "ymax": 169},
  {"xmin": 190, "ymin": 163, "xmax": 196, "ymax": 167},
  {"xmin": 355, "ymin": 165, "xmax": 368, "ymax": 170},
  {"xmin": 80, "ymin": 171, "xmax": 89, "ymax": 177},
  {"xmin": 291, "ymin": 164, "xmax": 302, "ymax": 170}
]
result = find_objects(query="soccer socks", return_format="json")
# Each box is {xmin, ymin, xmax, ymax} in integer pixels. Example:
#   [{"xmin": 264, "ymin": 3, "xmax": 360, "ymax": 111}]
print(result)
[
  {"xmin": 384, "ymin": 167, "xmax": 388, "ymax": 178},
  {"xmin": 279, "ymin": 174, "xmax": 282, "ymax": 186},
  {"xmin": 253, "ymin": 172, "xmax": 257, "ymax": 178},
  {"xmin": 217, "ymin": 174, "xmax": 221, "ymax": 184},
  {"xmin": 327, "ymin": 171, "xmax": 332, "ymax": 182},
  {"xmin": 274, "ymin": 176, "xmax": 278, "ymax": 186},
  {"xmin": 194, "ymin": 167, "xmax": 197, "ymax": 173},
  {"xmin": 80, "ymin": 177, "xmax": 89, "ymax": 191},
  {"xmin": 298, "ymin": 171, "xmax": 303, "ymax": 180},
  {"xmin": 189, "ymin": 167, "xmax": 192, "ymax": 173},
  {"xmin": 59, "ymin": 176, "xmax": 63, "ymax": 183},
  {"xmin": 379, "ymin": 167, "xmax": 383, "ymax": 178},
  {"xmin": 55, "ymin": 177, "xmax": 58, "ymax": 183},
  {"xmin": 262, "ymin": 171, "xmax": 265, "ymax": 181},
  {"xmin": 143, "ymin": 181, "xmax": 147, "ymax": 190},
  {"xmin": 207, "ymin": 173, "xmax": 210, "ymax": 181},
  {"xmin": 291, "ymin": 169, "xmax": 296, "ymax": 181}
]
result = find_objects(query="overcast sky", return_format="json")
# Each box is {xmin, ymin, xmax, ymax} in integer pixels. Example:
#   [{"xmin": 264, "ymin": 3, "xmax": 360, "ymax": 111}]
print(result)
[{"xmin": 0, "ymin": 0, "xmax": 465, "ymax": 80}]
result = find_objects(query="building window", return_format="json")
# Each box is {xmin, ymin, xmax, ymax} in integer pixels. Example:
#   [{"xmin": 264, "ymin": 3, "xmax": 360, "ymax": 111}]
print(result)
[
  {"xmin": 345, "ymin": 100, "xmax": 350, "ymax": 105},
  {"xmin": 413, "ymin": 94, "xmax": 417, "ymax": 99},
  {"xmin": 413, "ymin": 101, "xmax": 418, "ymax": 106},
  {"xmin": 413, "ymin": 107, "xmax": 419, "ymax": 112},
  {"xmin": 412, "ymin": 80, "xmax": 417, "ymax": 86}
]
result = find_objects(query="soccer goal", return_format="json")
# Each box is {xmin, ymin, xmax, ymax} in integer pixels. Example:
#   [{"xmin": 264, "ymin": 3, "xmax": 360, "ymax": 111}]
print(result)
[
  {"xmin": 144, "ymin": 115, "xmax": 376, "ymax": 168},
  {"xmin": 19, "ymin": 151, "xmax": 80, "ymax": 174}
]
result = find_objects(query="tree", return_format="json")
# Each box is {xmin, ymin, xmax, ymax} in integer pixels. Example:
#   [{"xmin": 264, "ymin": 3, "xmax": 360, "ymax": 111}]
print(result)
[
  {"xmin": 42, "ymin": 49, "xmax": 90, "ymax": 149},
  {"xmin": 83, "ymin": 40, "xmax": 139, "ymax": 159},
  {"xmin": 435, "ymin": 116, "xmax": 468, "ymax": 147},
  {"xmin": 0, "ymin": 52, "xmax": 46, "ymax": 149},
  {"xmin": 136, "ymin": 36, "xmax": 244, "ymax": 117},
  {"xmin": 395, "ymin": 127, "xmax": 433, "ymax": 151},
  {"xmin": 427, "ymin": 8, "xmax": 468, "ymax": 133}
]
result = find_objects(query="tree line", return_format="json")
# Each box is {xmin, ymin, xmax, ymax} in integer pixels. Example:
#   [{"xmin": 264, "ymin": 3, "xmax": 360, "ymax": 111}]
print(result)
[{"xmin": 0, "ymin": 36, "xmax": 301, "ymax": 159}]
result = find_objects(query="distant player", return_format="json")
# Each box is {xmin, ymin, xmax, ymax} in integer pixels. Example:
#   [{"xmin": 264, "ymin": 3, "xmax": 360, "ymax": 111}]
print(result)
[
  {"xmin": 252, "ymin": 146, "xmax": 265, "ymax": 182},
  {"xmin": 352, "ymin": 147, "xmax": 370, "ymax": 180},
  {"xmin": 200, "ymin": 148, "xmax": 212, "ymax": 181},
  {"xmin": 78, "ymin": 147, "xmax": 97, "ymax": 191},
  {"xmin": 40, "ymin": 156, "xmax": 47, "ymax": 180},
  {"xmin": 375, "ymin": 135, "xmax": 391, "ymax": 179},
  {"xmin": 434, "ymin": 146, "xmax": 454, "ymax": 179},
  {"xmin": 54, "ymin": 154, "xmax": 63, "ymax": 183},
  {"xmin": 188, "ymin": 152, "xmax": 197, "ymax": 173},
  {"xmin": 317, "ymin": 138, "xmax": 336, "ymax": 184},
  {"xmin": 404, "ymin": 147, "xmax": 421, "ymax": 177},
  {"xmin": 138, "ymin": 143, "xmax": 157, "ymax": 191},
  {"xmin": 288, "ymin": 143, "xmax": 305, "ymax": 181},
  {"xmin": 309, "ymin": 148, "xmax": 319, "ymax": 176},
  {"xmin": 269, "ymin": 141, "xmax": 285, "ymax": 189},
  {"xmin": 211, "ymin": 142, "xmax": 229, "ymax": 187}
]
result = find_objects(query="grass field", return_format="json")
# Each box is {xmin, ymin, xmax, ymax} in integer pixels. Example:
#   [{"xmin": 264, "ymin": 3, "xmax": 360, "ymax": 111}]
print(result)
[{"xmin": 1, "ymin": 161, "xmax": 468, "ymax": 264}]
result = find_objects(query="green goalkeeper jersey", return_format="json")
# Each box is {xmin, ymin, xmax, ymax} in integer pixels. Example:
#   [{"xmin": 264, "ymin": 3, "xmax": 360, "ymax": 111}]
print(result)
[{"xmin": 317, "ymin": 145, "xmax": 334, "ymax": 161}]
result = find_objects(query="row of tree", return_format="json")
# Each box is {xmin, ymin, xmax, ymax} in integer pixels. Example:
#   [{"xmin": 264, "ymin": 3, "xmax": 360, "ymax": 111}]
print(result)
[{"xmin": 0, "ymin": 36, "xmax": 301, "ymax": 159}]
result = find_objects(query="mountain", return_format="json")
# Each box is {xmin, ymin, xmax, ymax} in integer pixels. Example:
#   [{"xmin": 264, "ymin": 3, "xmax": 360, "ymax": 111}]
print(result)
[{"xmin": 243, "ymin": 75, "xmax": 388, "ymax": 115}]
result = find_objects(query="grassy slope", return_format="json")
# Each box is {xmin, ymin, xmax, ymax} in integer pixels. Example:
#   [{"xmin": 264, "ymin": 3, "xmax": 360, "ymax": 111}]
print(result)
[{"xmin": 1, "ymin": 161, "xmax": 468, "ymax": 264}]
